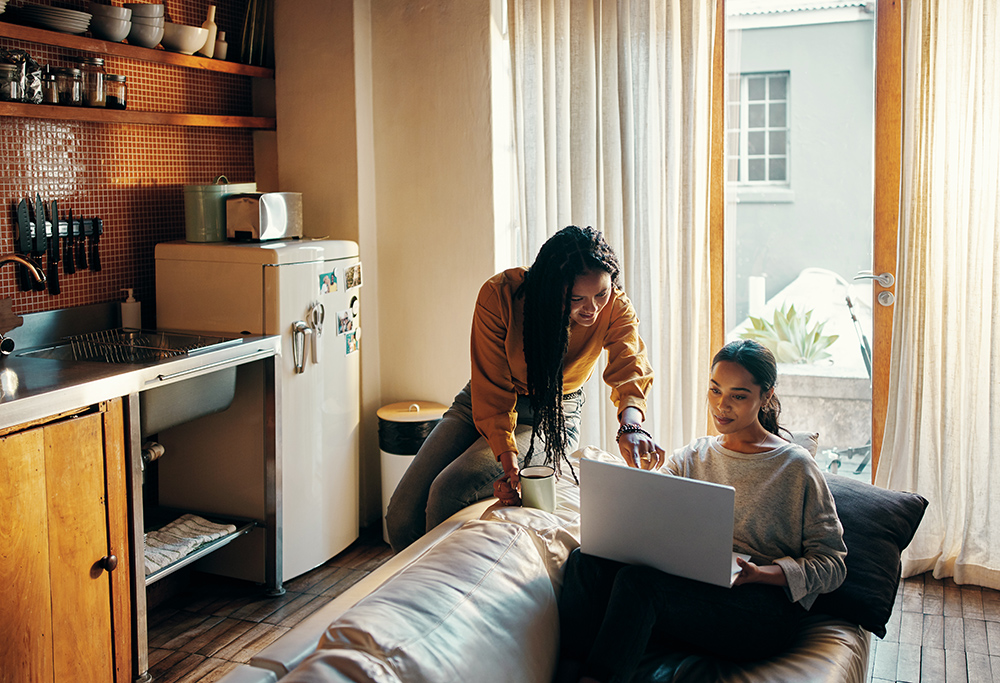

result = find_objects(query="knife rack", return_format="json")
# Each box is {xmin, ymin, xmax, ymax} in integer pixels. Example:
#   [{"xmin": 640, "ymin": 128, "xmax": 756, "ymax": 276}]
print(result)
[{"xmin": 20, "ymin": 217, "xmax": 104, "ymax": 239}]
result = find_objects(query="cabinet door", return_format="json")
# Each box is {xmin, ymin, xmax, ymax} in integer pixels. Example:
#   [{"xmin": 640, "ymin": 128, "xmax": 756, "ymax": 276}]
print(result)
[
  {"xmin": 0, "ymin": 427, "xmax": 54, "ymax": 682},
  {"xmin": 45, "ymin": 412, "xmax": 115, "ymax": 683}
]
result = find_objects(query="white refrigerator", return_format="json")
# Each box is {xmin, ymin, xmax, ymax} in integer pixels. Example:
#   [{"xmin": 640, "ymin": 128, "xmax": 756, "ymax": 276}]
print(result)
[{"xmin": 154, "ymin": 239, "xmax": 361, "ymax": 582}]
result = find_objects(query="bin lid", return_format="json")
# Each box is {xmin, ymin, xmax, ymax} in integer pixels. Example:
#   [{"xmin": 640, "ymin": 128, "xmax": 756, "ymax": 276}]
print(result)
[{"xmin": 377, "ymin": 401, "xmax": 447, "ymax": 423}]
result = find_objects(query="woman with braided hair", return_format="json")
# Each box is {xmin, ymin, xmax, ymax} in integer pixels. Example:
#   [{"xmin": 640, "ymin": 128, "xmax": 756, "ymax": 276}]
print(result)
[{"xmin": 385, "ymin": 226, "xmax": 663, "ymax": 552}]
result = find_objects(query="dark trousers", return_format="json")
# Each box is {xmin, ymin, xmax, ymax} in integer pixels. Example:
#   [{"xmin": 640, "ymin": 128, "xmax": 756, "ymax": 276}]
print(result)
[{"xmin": 557, "ymin": 549, "xmax": 806, "ymax": 683}]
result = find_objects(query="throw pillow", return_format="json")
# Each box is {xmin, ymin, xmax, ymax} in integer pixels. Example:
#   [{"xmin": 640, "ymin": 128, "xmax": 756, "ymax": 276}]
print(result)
[{"xmin": 810, "ymin": 473, "xmax": 928, "ymax": 638}]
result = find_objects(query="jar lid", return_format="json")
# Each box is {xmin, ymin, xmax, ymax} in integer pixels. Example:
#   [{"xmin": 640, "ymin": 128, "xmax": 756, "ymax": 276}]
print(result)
[
  {"xmin": 106, "ymin": 74, "xmax": 126, "ymax": 82},
  {"xmin": 77, "ymin": 57, "xmax": 105, "ymax": 66},
  {"xmin": 57, "ymin": 67, "xmax": 83, "ymax": 76},
  {"xmin": 0, "ymin": 63, "xmax": 18, "ymax": 73}
]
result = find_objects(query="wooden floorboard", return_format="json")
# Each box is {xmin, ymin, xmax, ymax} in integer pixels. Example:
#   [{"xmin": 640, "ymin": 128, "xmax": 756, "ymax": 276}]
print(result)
[{"xmin": 147, "ymin": 529, "xmax": 1000, "ymax": 683}]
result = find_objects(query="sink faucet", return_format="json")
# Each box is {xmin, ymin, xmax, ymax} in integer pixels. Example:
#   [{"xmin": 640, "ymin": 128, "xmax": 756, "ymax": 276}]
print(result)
[{"xmin": 0, "ymin": 254, "xmax": 46, "ymax": 284}]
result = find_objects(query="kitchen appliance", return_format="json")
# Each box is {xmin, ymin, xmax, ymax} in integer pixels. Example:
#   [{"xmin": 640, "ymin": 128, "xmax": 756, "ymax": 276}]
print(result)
[
  {"xmin": 154, "ymin": 239, "xmax": 360, "ymax": 581},
  {"xmin": 226, "ymin": 192, "xmax": 303, "ymax": 241}
]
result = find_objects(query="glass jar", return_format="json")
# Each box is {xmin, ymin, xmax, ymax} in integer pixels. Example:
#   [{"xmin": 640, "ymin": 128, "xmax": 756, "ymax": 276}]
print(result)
[
  {"xmin": 77, "ymin": 56, "xmax": 107, "ymax": 107},
  {"xmin": 55, "ymin": 67, "xmax": 83, "ymax": 106},
  {"xmin": 41, "ymin": 69, "xmax": 59, "ymax": 105},
  {"xmin": 0, "ymin": 63, "xmax": 20, "ymax": 102},
  {"xmin": 105, "ymin": 74, "xmax": 127, "ymax": 110}
]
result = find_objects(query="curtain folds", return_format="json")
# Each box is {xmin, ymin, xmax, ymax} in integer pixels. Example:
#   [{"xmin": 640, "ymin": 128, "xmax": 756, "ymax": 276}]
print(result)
[
  {"xmin": 508, "ymin": 0, "xmax": 717, "ymax": 452},
  {"xmin": 875, "ymin": 0, "xmax": 1000, "ymax": 589}
]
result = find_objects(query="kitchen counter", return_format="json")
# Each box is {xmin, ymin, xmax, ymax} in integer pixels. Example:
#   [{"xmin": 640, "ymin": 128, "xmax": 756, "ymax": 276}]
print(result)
[{"xmin": 0, "ymin": 333, "xmax": 281, "ymax": 432}]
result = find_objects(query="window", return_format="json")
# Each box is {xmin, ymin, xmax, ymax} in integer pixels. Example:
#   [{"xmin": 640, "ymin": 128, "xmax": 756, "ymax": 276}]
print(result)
[{"xmin": 727, "ymin": 72, "xmax": 789, "ymax": 184}]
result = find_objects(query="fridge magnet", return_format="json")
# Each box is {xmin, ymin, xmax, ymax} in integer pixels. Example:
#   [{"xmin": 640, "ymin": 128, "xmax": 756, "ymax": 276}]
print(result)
[
  {"xmin": 336, "ymin": 309, "xmax": 353, "ymax": 335},
  {"xmin": 350, "ymin": 294, "xmax": 359, "ymax": 318},
  {"xmin": 319, "ymin": 270, "xmax": 338, "ymax": 294},
  {"xmin": 345, "ymin": 263, "xmax": 363, "ymax": 289},
  {"xmin": 346, "ymin": 329, "xmax": 360, "ymax": 354}
]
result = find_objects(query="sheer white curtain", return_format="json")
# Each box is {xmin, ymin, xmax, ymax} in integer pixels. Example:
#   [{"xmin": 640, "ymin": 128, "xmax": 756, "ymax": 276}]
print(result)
[
  {"xmin": 508, "ymin": 0, "xmax": 717, "ymax": 453},
  {"xmin": 874, "ymin": 0, "xmax": 1000, "ymax": 589}
]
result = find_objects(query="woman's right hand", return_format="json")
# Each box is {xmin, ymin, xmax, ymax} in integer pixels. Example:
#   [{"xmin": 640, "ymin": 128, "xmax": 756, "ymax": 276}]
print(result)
[{"xmin": 493, "ymin": 450, "xmax": 521, "ymax": 506}]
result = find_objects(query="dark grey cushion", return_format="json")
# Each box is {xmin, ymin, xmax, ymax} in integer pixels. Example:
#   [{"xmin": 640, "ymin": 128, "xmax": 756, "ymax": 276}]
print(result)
[{"xmin": 810, "ymin": 473, "xmax": 928, "ymax": 638}]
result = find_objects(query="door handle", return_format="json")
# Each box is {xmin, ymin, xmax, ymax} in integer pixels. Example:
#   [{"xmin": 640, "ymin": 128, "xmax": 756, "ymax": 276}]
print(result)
[
  {"xmin": 292, "ymin": 320, "xmax": 312, "ymax": 373},
  {"xmin": 854, "ymin": 271, "xmax": 895, "ymax": 287}
]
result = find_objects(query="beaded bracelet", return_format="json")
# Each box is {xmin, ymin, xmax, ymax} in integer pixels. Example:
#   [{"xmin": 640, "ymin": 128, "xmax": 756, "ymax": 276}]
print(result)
[{"xmin": 616, "ymin": 423, "xmax": 652, "ymax": 443}]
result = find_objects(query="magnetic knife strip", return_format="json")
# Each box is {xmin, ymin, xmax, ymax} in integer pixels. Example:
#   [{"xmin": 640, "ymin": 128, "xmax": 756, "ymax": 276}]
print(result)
[{"xmin": 12, "ymin": 196, "xmax": 104, "ymax": 295}]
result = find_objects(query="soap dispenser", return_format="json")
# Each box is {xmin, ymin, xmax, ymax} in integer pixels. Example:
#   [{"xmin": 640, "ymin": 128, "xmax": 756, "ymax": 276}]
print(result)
[{"xmin": 121, "ymin": 289, "xmax": 141, "ymax": 329}]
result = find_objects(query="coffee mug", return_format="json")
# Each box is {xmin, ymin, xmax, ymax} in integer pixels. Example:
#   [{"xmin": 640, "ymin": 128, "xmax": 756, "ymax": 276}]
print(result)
[{"xmin": 520, "ymin": 465, "xmax": 556, "ymax": 512}]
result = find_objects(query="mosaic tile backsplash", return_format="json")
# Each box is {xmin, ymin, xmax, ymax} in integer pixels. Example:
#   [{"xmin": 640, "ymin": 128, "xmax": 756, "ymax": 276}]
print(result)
[{"xmin": 0, "ymin": 0, "xmax": 262, "ymax": 325}]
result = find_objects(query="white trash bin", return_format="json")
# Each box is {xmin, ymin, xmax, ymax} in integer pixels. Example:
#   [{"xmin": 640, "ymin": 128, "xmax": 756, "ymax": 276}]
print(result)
[{"xmin": 378, "ymin": 401, "xmax": 447, "ymax": 544}]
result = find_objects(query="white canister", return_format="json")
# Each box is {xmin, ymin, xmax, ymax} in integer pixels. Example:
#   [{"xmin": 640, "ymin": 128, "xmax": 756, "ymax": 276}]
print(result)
[
  {"xmin": 184, "ymin": 176, "xmax": 257, "ymax": 242},
  {"xmin": 377, "ymin": 401, "xmax": 448, "ymax": 543}
]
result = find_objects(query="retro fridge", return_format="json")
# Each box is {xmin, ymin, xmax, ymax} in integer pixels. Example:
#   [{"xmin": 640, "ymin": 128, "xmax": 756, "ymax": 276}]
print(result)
[{"xmin": 154, "ymin": 239, "xmax": 361, "ymax": 581}]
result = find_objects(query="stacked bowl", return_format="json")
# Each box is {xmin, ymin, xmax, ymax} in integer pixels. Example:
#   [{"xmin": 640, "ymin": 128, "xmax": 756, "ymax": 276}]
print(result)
[
  {"xmin": 89, "ymin": 3, "xmax": 131, "ymax": 43},
  {"xmin": 124, "ymin": 2, "xmax": 164, "ymax": 49}
]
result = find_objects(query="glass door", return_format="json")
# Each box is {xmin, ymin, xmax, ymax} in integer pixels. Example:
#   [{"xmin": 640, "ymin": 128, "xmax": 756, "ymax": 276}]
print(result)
[{"xmin": 723, "ymin": 1, "xmax": 878, "ymax": 482}]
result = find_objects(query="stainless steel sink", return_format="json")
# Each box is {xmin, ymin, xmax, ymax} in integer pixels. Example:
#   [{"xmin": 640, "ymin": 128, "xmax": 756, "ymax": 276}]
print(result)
[{"xmin": 17, "ymin": 328, "xmax": 243, "ymax": 364}]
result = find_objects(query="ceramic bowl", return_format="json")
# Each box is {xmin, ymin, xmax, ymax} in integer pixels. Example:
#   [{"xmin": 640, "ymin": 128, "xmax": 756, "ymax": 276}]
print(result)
[
  {"xmin": 160, "ymin": 22, "xmax": 208, "ymax": 55},
  {"xmin": 127, "ymin": 20, "xmax": 163, "ymax": 48},
  {"xmin": 130, "ymin": 14, "xmax": 164, "ymax": 26},
  {"xmin": 123, "ymin": 2, "xmax": 163, "ymax": 17},
  {"xmin": 89, "ymin": 3, "xmax": 131, "ymax": 20},
  {"xmin": 90, "ymin": 14, "xmax": 131, "ymax": 41}
]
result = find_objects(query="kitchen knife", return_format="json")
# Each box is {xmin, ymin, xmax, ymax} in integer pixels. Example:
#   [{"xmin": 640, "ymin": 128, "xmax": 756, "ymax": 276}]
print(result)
[
  {"xmin": 76, "ymin": 209, "xmax": 88, "ymax": 270},
  {"xmin": 47, "ymin": 200, "xmax": 60, "ymax": 295},
  {"xmin": 33, "ymin": 194, "xmax": 47, "ymax": 291},
  {"xmin": 15, "ymin": 199, "xmax": 33, "ymax": 290},
  {"xmin": 90, "ymin": 218, "xmax": 102, "ymax": 271},
  {"xmin": 64, "ymin": 207, "xmax": 76, "ymax": 275}
]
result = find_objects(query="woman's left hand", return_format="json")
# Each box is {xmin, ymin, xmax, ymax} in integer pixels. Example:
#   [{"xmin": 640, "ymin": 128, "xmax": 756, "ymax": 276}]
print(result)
[{"xmin": 733, "ymin": 557, "xmax": 787, "ymax": 587}]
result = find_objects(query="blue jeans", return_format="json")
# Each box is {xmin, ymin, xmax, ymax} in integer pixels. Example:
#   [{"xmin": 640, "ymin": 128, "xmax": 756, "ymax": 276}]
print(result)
[
  {"xmin": 557, "ymin": 549, "xmax": 806, "ymax": 682},
  {"xmin": 384, "ymin": 382, "xmax": 583, "ymax": 552}
]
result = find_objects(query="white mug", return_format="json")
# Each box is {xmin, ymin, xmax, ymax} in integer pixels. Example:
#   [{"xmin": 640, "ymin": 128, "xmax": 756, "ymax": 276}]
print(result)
[{"xmin": 520, "ymin": 465, "xmax": 556, "ymax": 512}]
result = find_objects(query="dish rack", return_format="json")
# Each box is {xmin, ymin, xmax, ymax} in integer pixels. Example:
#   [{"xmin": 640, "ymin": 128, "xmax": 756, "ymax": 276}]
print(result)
[{"xmin": 66, "ymin": 328, "xmax": 240, "ymax": 364}]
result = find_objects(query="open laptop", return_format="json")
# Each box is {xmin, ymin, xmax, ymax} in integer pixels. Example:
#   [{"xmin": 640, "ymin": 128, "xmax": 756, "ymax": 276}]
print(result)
[{"xmin": 580, "ymin": 458, "xmax": 751, "ymax": 588}]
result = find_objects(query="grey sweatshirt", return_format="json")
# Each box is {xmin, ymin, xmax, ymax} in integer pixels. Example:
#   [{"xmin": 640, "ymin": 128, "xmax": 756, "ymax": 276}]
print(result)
[{"xmin": 665, "ymin": 436, "xmax": 847, "ymax": 609}]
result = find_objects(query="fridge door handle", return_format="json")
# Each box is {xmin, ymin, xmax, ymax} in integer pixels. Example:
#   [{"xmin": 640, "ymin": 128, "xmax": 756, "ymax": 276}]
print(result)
[
  {"xmin": 309, "ymin": 302, "xmax": 325, "ymax": 365},
  {"xmin": 292, "ymin": 320, "xmax": 312, "ymax": 373}
]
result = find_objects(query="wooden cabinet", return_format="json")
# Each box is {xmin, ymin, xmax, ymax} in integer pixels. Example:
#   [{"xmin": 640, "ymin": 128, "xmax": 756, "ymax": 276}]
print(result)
[{"xmin": 0, "ymin": 398, "xmax": 131, "ymax": 683}]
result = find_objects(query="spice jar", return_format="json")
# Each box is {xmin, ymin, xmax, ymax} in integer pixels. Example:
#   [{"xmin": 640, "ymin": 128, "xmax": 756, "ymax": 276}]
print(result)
[
  {"xmin": 0, "ymin": 63, "xmax": 20, "ymax": 102},
  {"xmin": 41, "ymin": 69, "xmax": 59, "ymax": 104},
  {"xmin": 77, "ymin": 56, "xmax": 107, "ymax": 107},
  {"xmin": 55, "ymin": 67, "xmax": 83, "ymax": 106},
  {"xmin": 105, "ymin": 74, "xmax": 127, "ymax": 110}
]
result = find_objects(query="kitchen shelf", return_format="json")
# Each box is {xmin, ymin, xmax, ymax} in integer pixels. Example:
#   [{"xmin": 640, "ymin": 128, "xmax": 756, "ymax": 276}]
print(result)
[
  {"xmin": 144, "ymin": 516, "xmax": 257, "ymax": 586},
  {"xmin": 0, "ymin": 100, "xmax": 276, "ymax": 129},
  {"xmin": 0, "ymin": 20, "xmax": 273, "ymax": 78}
]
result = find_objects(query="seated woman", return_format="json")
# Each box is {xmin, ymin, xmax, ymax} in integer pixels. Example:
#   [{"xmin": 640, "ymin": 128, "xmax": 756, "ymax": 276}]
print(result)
[
  {"xmin": 556, "ymin": 339, "xmax": 847, "ymax": 683},
  {"xmin": 385, "ymin": 226, "xmax": 665, "ymax": 553}
]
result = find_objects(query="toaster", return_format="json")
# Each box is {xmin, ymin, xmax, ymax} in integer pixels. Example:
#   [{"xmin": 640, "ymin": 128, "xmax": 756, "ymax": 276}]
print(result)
[{"xmin": 226, "ymin": 192, "xmax": 303, "ymax": 241}]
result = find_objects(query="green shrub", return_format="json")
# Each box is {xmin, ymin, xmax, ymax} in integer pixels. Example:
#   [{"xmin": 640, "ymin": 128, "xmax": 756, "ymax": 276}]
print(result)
[{"xmin": 739, "ymin": 303, "xmax": 839, "ymax": 364}]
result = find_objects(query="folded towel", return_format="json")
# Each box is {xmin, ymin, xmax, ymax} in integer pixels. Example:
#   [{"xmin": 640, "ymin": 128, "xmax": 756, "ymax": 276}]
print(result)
[{"xmin": 144, "ymin": 513, "xmax": 238, "ymax": 575}]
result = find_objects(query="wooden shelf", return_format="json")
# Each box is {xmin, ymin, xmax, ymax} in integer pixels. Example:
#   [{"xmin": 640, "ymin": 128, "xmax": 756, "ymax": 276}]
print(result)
[
  {"xmin": 0, "ymin": 20, "xmax": 274, "ymax": 78},
  {"xmin": 0, "ymin": 101, "xmax": 275, "ymax": 129}
]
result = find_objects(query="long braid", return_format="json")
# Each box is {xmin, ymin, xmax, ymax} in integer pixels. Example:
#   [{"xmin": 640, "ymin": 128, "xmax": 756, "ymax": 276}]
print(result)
[{"xmin": 518, "ymin": 226, "xmax": 621, "ymax": 480}]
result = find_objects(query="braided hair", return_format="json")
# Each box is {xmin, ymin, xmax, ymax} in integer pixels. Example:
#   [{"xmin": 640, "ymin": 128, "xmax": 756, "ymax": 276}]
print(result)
[
  {"xmin": 517, "ymin": 226, "xmax": 622, "ymax": 477},
  {"xmin": 711, "ymin": 339, "xmax": 787, "ymax": 436}
]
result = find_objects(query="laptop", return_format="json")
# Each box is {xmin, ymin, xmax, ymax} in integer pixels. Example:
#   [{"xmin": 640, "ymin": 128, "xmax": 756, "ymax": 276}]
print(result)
[{"xmin": 580, "ymin": 458, "xmax": 751, "ymax": 588}]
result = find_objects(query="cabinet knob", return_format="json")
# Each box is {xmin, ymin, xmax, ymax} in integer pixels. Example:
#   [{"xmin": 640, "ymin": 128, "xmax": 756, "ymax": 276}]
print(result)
[{"xmin": 101, "ymin": 554, "xmax": 118, "ymax": 572}]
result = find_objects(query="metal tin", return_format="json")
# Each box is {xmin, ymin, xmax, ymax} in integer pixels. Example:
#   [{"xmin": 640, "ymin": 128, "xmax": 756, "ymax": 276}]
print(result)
[{"xmin": 184, "ymin": 177, "xmax": 258, "ymax": 242}]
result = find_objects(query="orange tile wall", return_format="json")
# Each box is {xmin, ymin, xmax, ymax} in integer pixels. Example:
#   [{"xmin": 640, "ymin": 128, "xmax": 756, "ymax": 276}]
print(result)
[{"xmin": 1, "ymin": 0, "xmax": 261, "ymax": 324}]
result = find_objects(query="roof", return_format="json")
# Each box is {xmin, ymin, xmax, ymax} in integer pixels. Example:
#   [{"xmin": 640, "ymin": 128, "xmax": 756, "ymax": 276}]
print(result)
[{"xmin": 727, "ymin": 0, "xmax": 870, "ymax": 16}]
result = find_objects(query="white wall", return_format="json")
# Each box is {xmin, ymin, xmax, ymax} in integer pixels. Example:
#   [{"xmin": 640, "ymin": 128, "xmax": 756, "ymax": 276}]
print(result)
[{"xmin": 271, "ymin": 0, "xmax": 498, "ymax": 525}]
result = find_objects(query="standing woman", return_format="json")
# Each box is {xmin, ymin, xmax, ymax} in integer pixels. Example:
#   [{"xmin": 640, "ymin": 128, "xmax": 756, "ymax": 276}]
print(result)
[{"xmin": 386, "ymin": 226, "xmax": 663, "ymax": 552}]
